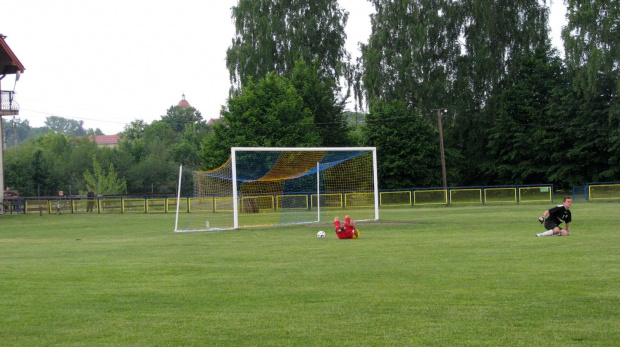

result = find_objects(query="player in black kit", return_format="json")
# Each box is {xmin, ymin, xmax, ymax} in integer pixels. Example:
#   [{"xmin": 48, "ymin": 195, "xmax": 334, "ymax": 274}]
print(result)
[{"xmin": 536, "ymin": 196, "xmax": 572, "ymax": 237}]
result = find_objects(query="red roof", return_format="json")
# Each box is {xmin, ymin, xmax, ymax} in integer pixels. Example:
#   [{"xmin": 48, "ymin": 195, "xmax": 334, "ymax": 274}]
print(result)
[
  {"xmin": 90, "ymin": 135, "xmax": 120, "ymax": 146},
  {"xmin": 178, "ymin": 93, "xmax": 191, "ymax": 108},
  {"xmin": 0, "ymin": 34, "xmax": 25, "ymax": 75}
]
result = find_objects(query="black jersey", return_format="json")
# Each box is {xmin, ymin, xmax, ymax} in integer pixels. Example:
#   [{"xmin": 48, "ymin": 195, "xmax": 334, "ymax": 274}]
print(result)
[{"xmin": 548, "ymin": 205, "xmax": 571, "ymax": 225}]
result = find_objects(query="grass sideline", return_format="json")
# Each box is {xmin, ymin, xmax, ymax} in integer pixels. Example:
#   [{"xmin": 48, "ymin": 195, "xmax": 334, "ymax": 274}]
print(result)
[{"xmin": 1, "ymin": 202, "xmax": 618, "ymax": 346}]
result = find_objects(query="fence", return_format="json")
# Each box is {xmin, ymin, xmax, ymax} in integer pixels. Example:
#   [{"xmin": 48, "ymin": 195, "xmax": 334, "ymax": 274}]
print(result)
[
  {"xmin": 2, "ymin": 184, "xmax": 544, "ymax": 215},
  {"xmin": 573, "ymin": 182, "xmax": 620, "ymax": 201},
  {"xmin": 7, "ymin": 183, "xmax": 617, "ymax": 215},
  {"xmin": 17, "ymin": 196, "xmax": 172, "ymax": 215},
  {"xmin": 381, "ymin": 184, "xmax": 553, "ymax": 207}
]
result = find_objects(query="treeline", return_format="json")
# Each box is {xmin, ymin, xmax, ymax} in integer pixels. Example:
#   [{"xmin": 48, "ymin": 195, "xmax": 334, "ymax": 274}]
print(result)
[
  {"xmin": 2, "ymin": 106, "xmax": 208, "ymax": 197},
  {"xmin": 3, "ymin": 0, "xmax": 619, "ymax": 196}
]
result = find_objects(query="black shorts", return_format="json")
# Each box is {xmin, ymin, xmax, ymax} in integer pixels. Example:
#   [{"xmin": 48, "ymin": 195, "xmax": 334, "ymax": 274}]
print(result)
[{"xmin": 544, "ymin": 219, "xmax": 559, "ymax": 230}]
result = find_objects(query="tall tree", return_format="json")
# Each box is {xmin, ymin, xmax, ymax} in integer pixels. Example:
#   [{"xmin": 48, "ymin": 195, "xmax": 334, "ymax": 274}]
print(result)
[
  {"xmin": 199, "ymin": 73, "xmax": 321, "ymax": 169},
  {"xmin": 358, "ymin": 0, "xmax": 463, "ymax": 188},
  {"xmin": 449, "ymin": 0, "xmax": 552, "ymax": 185},
  {"xmin": 290, "ymin": 60, "xmax": 350, "ymax": 146},
  {"xmin": 363, "ymin": 100, "xmax": 440, "ymax": 189},
  {"xmin": 563, "ymin": 0, "xmax": 620, "ymax": 181},
  {"xmin": 360, "ymin": 0, "xmax": 461, "ymax": 114},
  {"xmin": 83, "ymin": 156, "xmax": 127, "ymax": 195},
  {"xmin": 45, "ymin": 115, "xmax": 87, "ymax": 136},
  {"xmin": 2, "ymin": 117, "xmax": 32, "ymax": 148},
  {"xmin": 563, "ymin": 0, "xmax": 619, "ymax": 96},
  {"xmin": 226, "ymin": 0, "xmax": 350, "ymax": 90},
  {"xmin": 170, "ymin": 124, "xmax": 207, "ymax": 169},
  {"xmin": 160, "ymin": 105, "xmax": 204, "ymax": 133},
  {"xmin": 486, "ymin": 46, "xmax": 566, "ymax": 185}
]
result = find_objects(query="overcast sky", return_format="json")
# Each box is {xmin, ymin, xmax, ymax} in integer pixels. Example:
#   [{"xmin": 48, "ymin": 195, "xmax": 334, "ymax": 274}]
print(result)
[{"xmin": 2, "ymin": 0, "xmax": 566, "ymax": 135}]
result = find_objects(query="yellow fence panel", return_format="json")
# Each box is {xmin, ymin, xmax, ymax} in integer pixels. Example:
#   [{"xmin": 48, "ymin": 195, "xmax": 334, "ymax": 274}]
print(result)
[
  {"xmin": 146, "ymin": 198, "xmax": 167, "ymax": 213},
  {"xmin": 168, "ymin": 197, "xmax": 188, "ymax": 213},
  {"xmin": 277, "ymin": 194, "xmax": 309, "ymax": 210},
  {"xmin": 345, "ymin": 193, "xmax": 374, "ymax": 208},
  {"xmin": 380, "ymin": 191, "xmax": 412, "ymax": 206},
  {"xmin": 414, "ymin": 190, "xmax": 447, "ymax": 205},
  {"xmin": 311, "ymin": 193, "xmax": 343, "ymax": 209},
  {"xmin": 450, "ymin": 189, "xmax": 482, "ymax": 204},
  {"xmin": 484, "ymin": 188, "xmax": 517, "ymax": 203},
  {"xmin": 519, "ymin": 186, "xmax": 552, "ymax": 202},
  {"xmin": 122, "ymin": 199, "xmax": 146, "ymax": 213},
  {"xmin": 25, "ymin": 200, "xmax": 50, "ymax": 214},
  {"xmin": 589, "ymin": 184, "xmax": 620, "ymax": 200},
  {"xmin": 100, "ymin": 198, "xmax": 123, "ymax": 213},
  {"xmin": 190, "ymin": 197, "xmax": 215, "ymax": 213}
]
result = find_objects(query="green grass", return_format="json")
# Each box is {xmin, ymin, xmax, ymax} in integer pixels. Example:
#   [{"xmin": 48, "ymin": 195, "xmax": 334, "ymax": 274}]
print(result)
[{"xmin": 1, "ymin": 202, "xmax": 619, "ymax": 346}]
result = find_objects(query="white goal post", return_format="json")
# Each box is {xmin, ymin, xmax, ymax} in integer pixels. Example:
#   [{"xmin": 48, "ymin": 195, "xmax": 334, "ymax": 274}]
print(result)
[{"xmin": 174, "ymin": 147, "xmax": 379, "ymax": 232}]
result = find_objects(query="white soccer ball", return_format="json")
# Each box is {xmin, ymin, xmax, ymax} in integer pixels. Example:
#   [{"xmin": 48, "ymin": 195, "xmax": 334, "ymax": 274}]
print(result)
[{"xmin": 317, "ymin": 230, "xmax": 326, "ymax": 238}]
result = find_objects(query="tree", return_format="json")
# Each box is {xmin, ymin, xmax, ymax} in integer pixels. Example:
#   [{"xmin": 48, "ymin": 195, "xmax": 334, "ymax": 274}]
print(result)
[
  {"xmin": 226, "ymin": 0, "xmax": 350, "ymax": 90},
  {"xmin": 449, "ymin": 0, "xmax": 552, "ymax": 185},
  {"xmin": 45, "ymin": 115, "xmax": 87, "ymax": 136},
  {"xmin": 486, "ymin": 47, "xmax": 566, "ymax": 185},
  {"xmin": 2, "ymin": 117, "xmax": 32, "ymax": 148},
  {"xmin": 563, "ymin": 0, "xmax": 620, "ymax": 181},
  {"xmin": 83, "ymin": 156, "xmax": 127, "ymax": 195},
  {"xmin": 118, "ymin": 120, "xmax": 148, "ymax": 162},
  {"xmin": 85, "ymin": 128, "xmax": 104, "ymax": 136},
  {"xmin": 30, "ymin": 132, "xmax": 71, "ymax": 194},
  {"xmin": 120, "ymin": 120, "xmax": 147, "ymax": 143},
  {"xmin": 126, "ymin": 150, "xmax": 178, "ymax": 194},
  {"xmin": 170, "ymin": 124, "xmax": 205, "ymax": 169},
  {"xmin": 363, "ymin": 100, "xmax": 440, "ymax": 189},
  {"xmin": 31, "ymin": 149, "xmax": 48, "ymax": 195},
  {"xmin": 160, "ymin": 105, "xmax": 204, "ymax": 133},
  {"xmin": 64, "ymin": 136, "xmax": 101, "ymax": 194},
  {"xmin": 3, "ymin": 141, "xmax": 36, "ymax": 196},
  {"xmin": 199, "ymin": 73, "xmax": 321, "ymax": 169},
  {"xmin": 563, "ymin": 0, "xmax": 619, "ymax": 97},
  {"xmin": 290, "ymin": 60, "xmax": 350, "ymax": 146},
  {"xmin": 144, "ymin": 121, "xmax": 177, "ymax": 147},
  {"xmin": 360, "ymin": 0, "xmax": 461, "ymax": 114}
]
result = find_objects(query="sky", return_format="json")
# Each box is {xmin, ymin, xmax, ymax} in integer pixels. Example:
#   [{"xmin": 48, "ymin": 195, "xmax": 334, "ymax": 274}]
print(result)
[{"xmin": 2, "ymin": 0, "xmax": 566, "ymax": 135}]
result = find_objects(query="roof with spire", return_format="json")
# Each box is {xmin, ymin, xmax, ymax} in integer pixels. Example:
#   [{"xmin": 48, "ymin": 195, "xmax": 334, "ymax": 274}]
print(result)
[{"xmin": 178, "ymin": 93, "xmax": 191, "ymax": 108}]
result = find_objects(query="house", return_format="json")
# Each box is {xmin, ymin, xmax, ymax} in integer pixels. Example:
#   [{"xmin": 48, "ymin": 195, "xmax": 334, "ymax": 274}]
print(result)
[
  {"xmin": 90, "ymin": 135, "xmax": 120, "ymax": 148},
  {"xmin": 1, "ymin": 33, "xmax": 25, "ymax": 212}
]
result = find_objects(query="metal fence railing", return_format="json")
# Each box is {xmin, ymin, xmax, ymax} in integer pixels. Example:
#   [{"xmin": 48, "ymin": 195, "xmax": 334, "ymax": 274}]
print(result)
[
  {"xmin": 0, "ymin": 90, "xmax": 19, "ymax": 115},
  {"xmin": 381, "ymin": 184, "xmax": 554, "ymax": 207},
  {"xmin": 4, "ymin": 183, "xmax": 618, "ymax": 215},
  {"xmin": 585, "ymin": 182, "xmax": 620, "ymax": 201}
]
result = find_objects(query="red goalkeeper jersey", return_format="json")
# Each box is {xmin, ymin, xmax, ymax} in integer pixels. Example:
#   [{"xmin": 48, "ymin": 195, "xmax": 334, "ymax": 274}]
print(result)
[{"xmin": 334, "ymin": 216, "xmax": 356, "ymax": 239}]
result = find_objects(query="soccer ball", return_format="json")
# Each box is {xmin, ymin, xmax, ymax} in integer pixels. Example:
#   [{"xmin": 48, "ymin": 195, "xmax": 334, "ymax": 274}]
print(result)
[{"xmin": 317, "ymin": 230, "xmax": 326, "ymax": 238}]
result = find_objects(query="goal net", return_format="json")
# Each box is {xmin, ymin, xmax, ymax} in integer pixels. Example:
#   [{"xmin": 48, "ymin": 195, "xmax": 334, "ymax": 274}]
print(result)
[{"xmin": 174, "ymin": 147, "xmax": 378, "ymax": 232}]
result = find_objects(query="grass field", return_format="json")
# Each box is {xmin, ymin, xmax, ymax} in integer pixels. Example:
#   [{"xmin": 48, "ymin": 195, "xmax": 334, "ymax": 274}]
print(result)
[{"xmin": 1, "ymin": 202, "xmax": 619, "ymax": 346}]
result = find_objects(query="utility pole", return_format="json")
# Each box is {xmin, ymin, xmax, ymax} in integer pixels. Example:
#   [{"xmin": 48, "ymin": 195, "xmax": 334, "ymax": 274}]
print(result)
[
  {"xmin": 13, "ymin": 116, "xmax": 18, "ymax": 149},
  {"xmin": 431, "ymin": 108, "xmax": 448, "ymax": 189}
]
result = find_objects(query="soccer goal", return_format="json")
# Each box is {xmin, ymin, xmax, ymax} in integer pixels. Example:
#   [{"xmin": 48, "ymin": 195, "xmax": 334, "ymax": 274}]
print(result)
[{"xmin": 174, "ymin": 147, "xmax": 379, "ymax": 232}]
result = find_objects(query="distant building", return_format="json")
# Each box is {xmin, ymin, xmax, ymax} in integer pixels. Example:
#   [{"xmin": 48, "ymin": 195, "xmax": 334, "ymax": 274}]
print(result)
[
  {"xmin": 178, "ymin": 94, "xmax": 191, "ymax": 109},
  {"xmin": 176, "ymin": 93, "xmax": 219, "ymax": 126},
  {"xmin": 89, "ymin": 135, "xmax": 120, "ymax": 148},
  {"xmin": 1, "ymin": 34, "xmax": 25, "ymax": 213}
]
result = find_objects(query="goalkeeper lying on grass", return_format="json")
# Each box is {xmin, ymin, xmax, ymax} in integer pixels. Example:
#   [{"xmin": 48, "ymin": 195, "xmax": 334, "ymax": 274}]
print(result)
[
  {"xmin": 334, "ymin": 216, "xmax": 360, "ymax": 239},
  {"xmin": 536, "ymin": 196, "xmax": 572, "ymax": 237}
]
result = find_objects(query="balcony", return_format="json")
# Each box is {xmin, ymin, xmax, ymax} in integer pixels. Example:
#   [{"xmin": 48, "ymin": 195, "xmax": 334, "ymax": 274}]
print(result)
[{"xmin": 1, "ymin": 90, "xmax": 20, "ymax": 116}]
